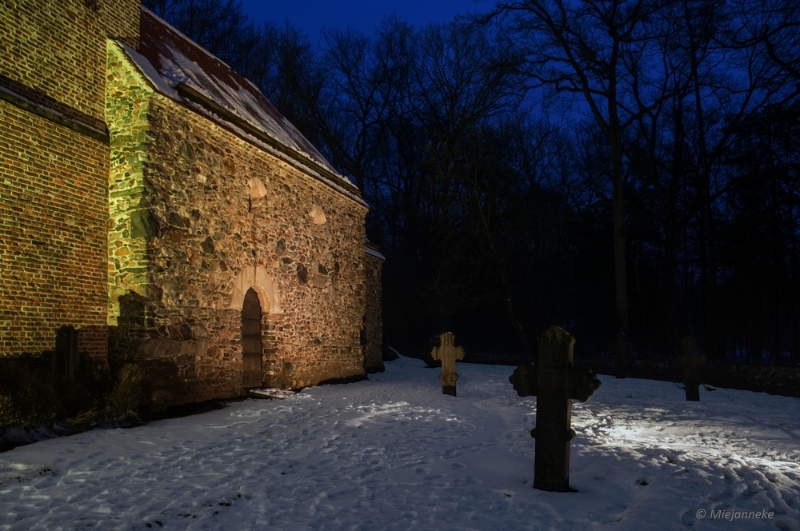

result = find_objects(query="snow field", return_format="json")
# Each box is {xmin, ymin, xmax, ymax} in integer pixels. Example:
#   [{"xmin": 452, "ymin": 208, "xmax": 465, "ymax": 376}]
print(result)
[{"xmin": 0, "ymin": 355, "xmax": 798, "ymax": 530}]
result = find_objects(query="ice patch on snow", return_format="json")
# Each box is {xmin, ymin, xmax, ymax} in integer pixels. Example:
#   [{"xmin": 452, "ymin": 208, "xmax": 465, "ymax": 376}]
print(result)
[{"xmin": 249, "ymin": 388, "xmax": 297, "ymax": 400}]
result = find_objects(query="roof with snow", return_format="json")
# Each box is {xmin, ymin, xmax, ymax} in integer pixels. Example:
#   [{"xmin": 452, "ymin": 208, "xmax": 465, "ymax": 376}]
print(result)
[{"xmin": 124, "ymin": 7, "xmax": 362, "ymax": 201}]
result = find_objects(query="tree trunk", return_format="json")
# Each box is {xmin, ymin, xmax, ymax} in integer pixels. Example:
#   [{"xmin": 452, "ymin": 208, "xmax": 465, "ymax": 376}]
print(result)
[
  {"xmin": 662, "ymin": 229, "xmax": 679, "ymax": 357},
  {"xmin": 609, "ymin": 106, "xmax": 628, "ymax": 377}
]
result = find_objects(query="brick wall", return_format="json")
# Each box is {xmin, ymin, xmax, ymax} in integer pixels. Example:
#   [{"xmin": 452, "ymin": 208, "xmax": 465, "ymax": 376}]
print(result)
[
  {"xmin": 101, "ymin": 0, "xmax": 141, "ymax": 49},
  {"xmin": 0, "ymin": 0, "xmax": 140, "ymax": 125},
  {"xmin": 0, "ymin": 100, "xmax": 109, "ymax": 358},
  {"xmin": 0, "ymin": 0, "xmax": 141, "ymax": 359}
]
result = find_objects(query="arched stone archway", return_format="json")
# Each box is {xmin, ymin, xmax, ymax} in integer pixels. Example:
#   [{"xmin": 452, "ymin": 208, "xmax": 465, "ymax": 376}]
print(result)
[
  {"xmin": 229, "ymin": 265, "xmax": 282, "ymax": 314},
  {"xmin": 230, "ymin": 266, "xmax": 281, "ymax": 390},
  {"xmin": 241, "ymin": 287, "xmax": 262, "ymax": 388}
]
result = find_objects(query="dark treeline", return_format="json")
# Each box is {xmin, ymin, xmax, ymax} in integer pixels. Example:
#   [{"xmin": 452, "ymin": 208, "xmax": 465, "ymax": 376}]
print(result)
[{"xmin": 143, "ymin": 0, "xmax": 800, "ymax": 364}]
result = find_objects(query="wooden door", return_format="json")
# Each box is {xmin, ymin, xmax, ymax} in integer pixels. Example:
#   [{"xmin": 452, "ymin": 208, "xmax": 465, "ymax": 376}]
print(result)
[{"xmin": 241, "ymin": 288, "xmax": 262, "ymax": 388}]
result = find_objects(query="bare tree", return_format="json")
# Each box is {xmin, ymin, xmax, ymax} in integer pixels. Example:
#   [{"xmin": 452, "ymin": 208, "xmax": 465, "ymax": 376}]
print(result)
[{"xmin": 485, "ymin": 0, "xmax": 671, "ymax": 372}]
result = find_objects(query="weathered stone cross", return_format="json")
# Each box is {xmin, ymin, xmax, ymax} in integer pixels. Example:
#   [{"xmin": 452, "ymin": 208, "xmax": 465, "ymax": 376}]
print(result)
[
  {"xmin": 431, "ymin": 332, "xmax": 464, "ymax": 396},
  {"xmin": 679, "ymin": 336, "xmax": 704, "ymax": 401},
  {"xmin": 509, "ymin": 326, "xmax": 601, "ymax": 492}
]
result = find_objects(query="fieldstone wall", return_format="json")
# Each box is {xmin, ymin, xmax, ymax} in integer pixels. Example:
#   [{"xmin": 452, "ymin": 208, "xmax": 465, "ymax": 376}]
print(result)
[
  {"xmin": 106, "ymin": 42, "xmax": 154, "ymax": 329},
  {"xmin": 363, "ymin": 247, "xmax": 384, "ymax": 372},
  {"xmin": 106, "ymin": 46, "xmax": 370, "ymax": 405}
]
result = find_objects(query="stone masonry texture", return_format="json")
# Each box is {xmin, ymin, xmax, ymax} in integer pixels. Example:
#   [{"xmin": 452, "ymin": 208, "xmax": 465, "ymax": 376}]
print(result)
[
  {"xmin": 106, "ymin": 41, "xmax": 370, "ymax": 406},
  {"xmin": 364, "ymin": 251, "xmax": 384, "ymax": 372}
]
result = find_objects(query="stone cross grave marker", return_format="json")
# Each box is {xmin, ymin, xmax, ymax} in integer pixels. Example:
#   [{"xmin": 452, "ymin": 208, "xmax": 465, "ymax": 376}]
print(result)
[
  {"xmin": 679, "ymin": 336, "xmax": 704, "ymax": 401},
  {"xmin": 509, "ymin": 326, "xmax": 601, "ymax": 492},
  {"xmin": 431, "ymin": 332, "xmax": 464, "ymax": 396}
]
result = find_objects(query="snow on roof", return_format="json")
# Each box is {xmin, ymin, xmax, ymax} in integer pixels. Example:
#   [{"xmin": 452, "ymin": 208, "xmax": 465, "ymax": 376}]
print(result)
[
  {"xmin": 365, "ymin": 238, "xmax": 386, "ymax": 260},
  {"xmin": 131, "ymin": 7, "xmax": 362, "ymax": 201},
  {"xmin": 365, "ymin": 246, "xmax": 386, "ymax": 260}
]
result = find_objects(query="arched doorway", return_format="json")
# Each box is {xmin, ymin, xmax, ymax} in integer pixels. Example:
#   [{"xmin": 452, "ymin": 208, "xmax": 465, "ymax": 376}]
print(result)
[{"xmin": 241, "ymin": 288, "xmax": 262, "ymax": 388}]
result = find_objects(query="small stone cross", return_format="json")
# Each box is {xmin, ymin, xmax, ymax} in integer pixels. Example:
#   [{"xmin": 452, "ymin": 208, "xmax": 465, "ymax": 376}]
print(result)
[
  {"xmin": 509, "ymin": 326, "xmax": 601, "ymax": 492},
  {"xmin": 431, "ymin": 332, "xmax": 465, "ymax": 396},
  {"xmin": 679, "ymin": 336, "xmax": 704, "ymax": 401}
]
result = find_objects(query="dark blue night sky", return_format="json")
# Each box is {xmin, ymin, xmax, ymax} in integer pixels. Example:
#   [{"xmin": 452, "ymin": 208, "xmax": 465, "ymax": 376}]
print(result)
[{"xmin": 238, "ymin": 0, "xmax": 491, "ymax": 42}]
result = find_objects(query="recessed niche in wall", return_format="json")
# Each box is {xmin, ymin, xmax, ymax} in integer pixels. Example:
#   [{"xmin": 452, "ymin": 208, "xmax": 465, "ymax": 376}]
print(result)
[{"xmin": 310, "ymin": 205, "xmax": 326, "ymax": 225}]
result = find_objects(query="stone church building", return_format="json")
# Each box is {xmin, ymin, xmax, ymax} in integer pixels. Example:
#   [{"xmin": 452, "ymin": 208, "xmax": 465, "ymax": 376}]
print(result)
[{"xmin": 0, "ymin": 0, "xmax": 384, "ymax": 406}]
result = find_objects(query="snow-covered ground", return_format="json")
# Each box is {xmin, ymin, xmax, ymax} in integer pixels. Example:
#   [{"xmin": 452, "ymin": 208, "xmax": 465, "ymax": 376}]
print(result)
[{"xmin": 1, "ymin": 355, "xmax": 798, "ymax": 530}]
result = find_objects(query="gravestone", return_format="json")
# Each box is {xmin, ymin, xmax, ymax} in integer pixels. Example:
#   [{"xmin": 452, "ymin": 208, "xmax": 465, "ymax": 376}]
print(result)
[
  {"xmin": 609, "ymin": 337, "xmax": 632, "ymax": 379},
  {"xmin": 53, "ymin": 325, "xmax": 80, "ymax": 380},
  {"xmin": 509, "ymin": 326, "xmax": 601, "ymax": 492},
  {"xmin": 431, "ymin": 332, "xmax": 464, "ymax": 396},
  {"xmin": 679, "ymin": 336, "xmax": 704, "ymax": 401}
]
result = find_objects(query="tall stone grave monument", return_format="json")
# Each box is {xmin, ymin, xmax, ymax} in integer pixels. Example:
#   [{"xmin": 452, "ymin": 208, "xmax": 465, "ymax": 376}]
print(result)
[
  {"xmin": 431, "ymin": 332, "xmax": 464, "ymax": 396},
  {"xmin": 509, "ymin": 326, "xmax": 601, "ymax": 491}
]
